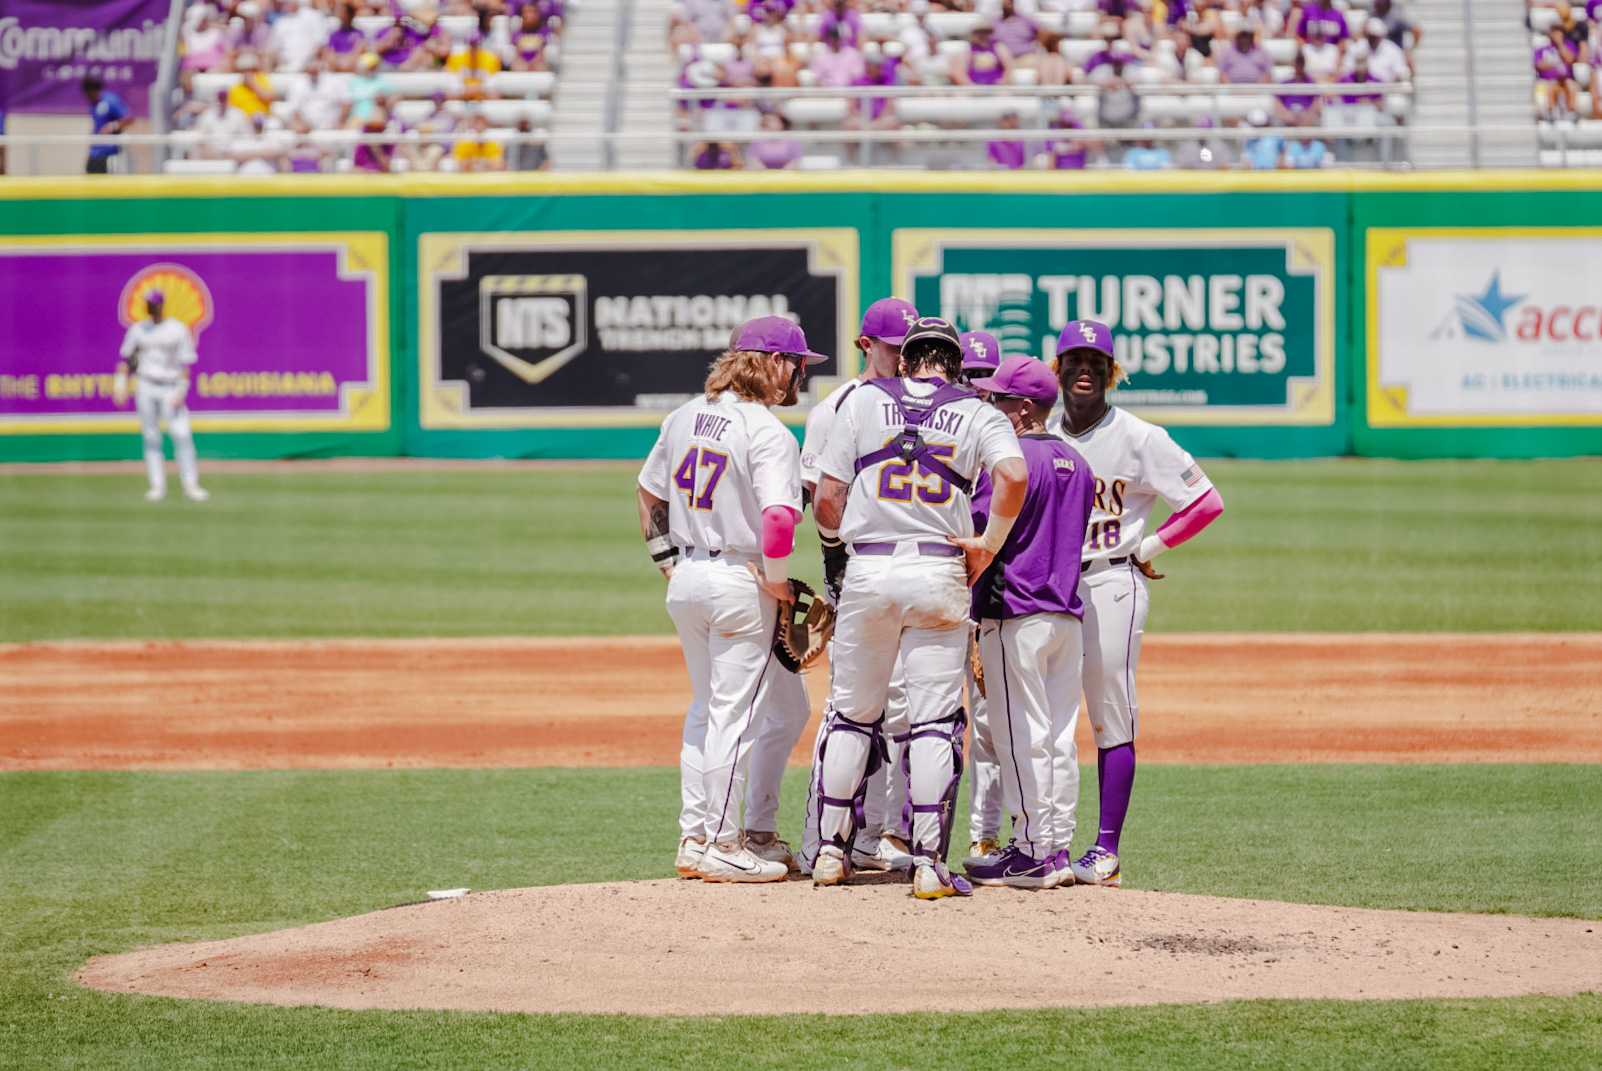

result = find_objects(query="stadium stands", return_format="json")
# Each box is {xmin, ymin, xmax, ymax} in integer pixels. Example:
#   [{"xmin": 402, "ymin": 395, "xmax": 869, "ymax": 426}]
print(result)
[
  {"xmin": 167, "ymin": 0, "xmax": 568, "ymax": 173},
  {"xmin": 669, "ymin": 0, "xmax": 1420, "ymax": 170},
  {"xmin": 1528, "ymin": 0, "xmax": 1602, "ymax": 165}
]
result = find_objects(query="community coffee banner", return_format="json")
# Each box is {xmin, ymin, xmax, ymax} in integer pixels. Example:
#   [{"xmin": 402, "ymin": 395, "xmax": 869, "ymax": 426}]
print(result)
[
  {"xmin": 417, "ymin": 230, "xmax": 858, "ymax": 428},
  {"xmin": 0, "ymin": 0, "xmax": 169, "ymax": 116},
  {"xmin": 1367, "ymin": 230, "xmax": 1602, "ymax": 427},
  {"xmin": 0, "ymin": 235, "xmax": 391, "ymax": 434},
  {"xmin": 894, "ymin": 229, "xmax": 1337, "ymax": 426}
]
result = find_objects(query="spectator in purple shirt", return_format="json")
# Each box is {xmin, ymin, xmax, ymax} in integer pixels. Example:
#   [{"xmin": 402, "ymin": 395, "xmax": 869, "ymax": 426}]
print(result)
[
  {"xmin": 961, "ymin": 355, "xmax": 1095, "ymax": 885},
  {"xmin": 987, "ymin": 111, "xmax": 1031, "ymax": 169},
  {"xmin": 817, "ymin": 0, "xmax": 864, "ymax": 48},
  {"xmin": 849, "ymin": 53, "xmax": 901, "ymax": 128},
  {"xmin": 749, "ymin": 112, "xmax": 804, "ymax": 169},
  {"xmin": 1534, "ymin": 27, "xmax": 1580, "ymax": 117},
  {"xmin": 1218, "ymin": 29, "xmax": 1274, "ymax": 83},
  {"xmin": 1295, "ymin": 2, "xmax": 1349, "ymax": 43},
  {"xmin": 1338, "ymin": 57, "xmax": 1386, "ymax": 106},
  {"xmin": 994, "ymin": 0, "xmax": 1040, "ymax": 56},
  {"xmin": 1047, "ymin": 114, "xmax": 1089, "ymax": 169},
  {"xmin": 692, "ymin": 140, "xmax": 742, "ymax": 169},
  {"xmin": 322, "ymin": 3, "xmax": 367, "ymax": 72},
  {"xmin": 1276, "ymin": 51, "xmax": 1322, "ymax": 126}
]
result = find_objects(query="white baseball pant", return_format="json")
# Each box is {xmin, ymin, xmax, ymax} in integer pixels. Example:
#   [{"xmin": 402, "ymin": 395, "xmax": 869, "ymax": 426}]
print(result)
[
  {"xmin": 977, "ymin": 612, "xmax": 1084, "ymax": 859},
  {"xmin": 666, "ymin": 551, "xmax": 779, "ymax": 846},
  {"xmin": 742, "ymin": 665, "xmax": 811, "ymax": 835},
  {"xmin": 815, "ymin": 549, "xmax": 971, "ymax": 859},
  {"xmin": 1079, "ymin": 560, "xmax": 1150, "ymax": 749},
  {"xmin": 135, "ymin": 379, "xmax": 200, "ymax": 495},
  {"xmin": 966, "ymin": 648, "xmax": 1003, "ymax": 845}
]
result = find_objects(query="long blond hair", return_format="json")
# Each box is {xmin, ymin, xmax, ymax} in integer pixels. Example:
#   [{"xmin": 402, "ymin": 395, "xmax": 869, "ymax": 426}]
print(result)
[{"xmin": 705, "ymin": 349, "xmax": 782, "ymax": 405}]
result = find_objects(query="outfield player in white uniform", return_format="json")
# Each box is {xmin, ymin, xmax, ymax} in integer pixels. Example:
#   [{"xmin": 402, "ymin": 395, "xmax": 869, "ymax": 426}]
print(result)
[
  {"xmin": 811, "ymin": 317, "xmax": 1027, "ymax": 900},
  {"xmin": 114, "ymin": 289, "xmax": 208, "ymax": 502},
  {"xmin": 636, "ymin": 315, "xmax": 825, "ymax": 883},
  {"xmin": 770, "ymin": 297, "xmax": 924, "ymax": 876},
  {"xmin": 1051, "ymin": 319, "xmax": 1225, "ymax": 887}
]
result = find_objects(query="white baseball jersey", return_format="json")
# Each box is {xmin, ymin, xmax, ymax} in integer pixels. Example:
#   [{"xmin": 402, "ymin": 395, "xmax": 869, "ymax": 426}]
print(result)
[
  {"xmin": 818, "ymin": 378, "xmax": 1022, "ymax": 545},
  {"xmin": 799, "ymin": 377, "xmax": 866, "ymax": 488},
  {"xmin": 638, "ymin": 391, "xmax": 802, "ymax": 555},
  {"xmin": 1053, "ymin": 406, "xmax": 1213, "ymax": 562},
  {"xmin": 120, "ymin": 319, "xmax": 196, "ymax": 384}
]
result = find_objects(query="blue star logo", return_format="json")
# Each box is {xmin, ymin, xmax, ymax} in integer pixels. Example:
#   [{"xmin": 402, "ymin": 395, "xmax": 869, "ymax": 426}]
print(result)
[{"xmin": 1456, "ymin": 271, "xmax": 1526, "ymax": 342}]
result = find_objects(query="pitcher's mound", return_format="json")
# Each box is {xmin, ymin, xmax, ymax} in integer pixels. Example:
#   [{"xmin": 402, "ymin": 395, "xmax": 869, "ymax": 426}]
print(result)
[{"xmin": 78, "ymin": 880, "xmax": 1601, "ymax": 1015}]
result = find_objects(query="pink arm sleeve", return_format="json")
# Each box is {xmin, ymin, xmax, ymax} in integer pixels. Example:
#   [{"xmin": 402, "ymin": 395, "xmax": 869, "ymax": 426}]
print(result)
[
  {"xmin": 1154, "ymin": 487, "xmax": 1223, "ymax": 550},
  {"xmin": 762, "ymin": 505, "xmax": 799, "ymax": 558}
]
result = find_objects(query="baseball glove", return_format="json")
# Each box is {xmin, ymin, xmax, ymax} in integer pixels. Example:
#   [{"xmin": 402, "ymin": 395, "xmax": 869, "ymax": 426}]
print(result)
[
  {"xmin": 774, "ymin": 579, "xmax": 835, "ymax": 673},
  {"xmin": 969, "ymin": 630, "xmax": 986, "ymax": 698}
]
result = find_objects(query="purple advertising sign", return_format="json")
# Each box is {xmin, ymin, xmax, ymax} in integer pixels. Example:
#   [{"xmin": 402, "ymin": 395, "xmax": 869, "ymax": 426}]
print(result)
[
  {"xmin": 0, "ymin": 237, "xmax": 389, "ymax": 433},
  {"xmin": 0, "ymin": 0, "xmax": 169, "ymax": 117}
]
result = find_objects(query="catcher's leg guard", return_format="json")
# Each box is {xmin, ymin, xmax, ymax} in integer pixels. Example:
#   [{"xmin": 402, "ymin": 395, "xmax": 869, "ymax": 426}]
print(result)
[
  {"xmin": 813, "ymin": 708, "xmax": 887, "ymax": 856},
  {"xmin": 907, "ymin": 707, "xmax": 968, "ymax": 864}
]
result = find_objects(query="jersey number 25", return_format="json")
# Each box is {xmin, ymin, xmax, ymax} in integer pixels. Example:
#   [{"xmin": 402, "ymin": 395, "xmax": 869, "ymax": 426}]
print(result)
[
  {"xmin": 877, "ymin": 443, "xmax": 955, "ymax": 506},
  {"xmin": 673, "ymin": 446, "xmax": 729, "ymax": 511}
]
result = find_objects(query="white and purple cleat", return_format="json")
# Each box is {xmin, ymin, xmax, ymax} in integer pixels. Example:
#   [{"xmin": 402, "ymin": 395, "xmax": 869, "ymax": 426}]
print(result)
[
  {"xmin": 1070, "ymin": 845, "xmax": 1122, "ymax": 887},
  {"xmin": 963, "ymin": 843, "xmax": 1057, "ymax": 889},
  {"xmin": 912, "ymin": 858, "xmax": 973, "ymax": 900}
]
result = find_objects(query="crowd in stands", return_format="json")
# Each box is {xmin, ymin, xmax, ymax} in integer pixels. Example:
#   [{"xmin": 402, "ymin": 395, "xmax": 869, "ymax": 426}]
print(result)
[
  {"xmin": 1529, "ymin": 1, "xmax": 1602, "ymax": 120},
  {"xmin": 168, "ymin": 0, "xmax": 565, "ymax": 173},
  {"xmin": 671, "ymin": 0, "xmax": 1420, "ymax": 170}
]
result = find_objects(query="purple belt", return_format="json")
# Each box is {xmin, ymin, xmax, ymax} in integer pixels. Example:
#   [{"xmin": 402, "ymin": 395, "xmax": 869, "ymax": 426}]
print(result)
[{"xmin": 852, "ymin": 541, "xmax": 963, "ymax": 559}]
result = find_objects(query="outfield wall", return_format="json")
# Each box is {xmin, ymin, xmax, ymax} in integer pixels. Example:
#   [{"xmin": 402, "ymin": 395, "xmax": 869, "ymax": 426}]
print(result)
[{"xmin": 3, "ymin": 171, "xmax": 1600, "ymax": 462}]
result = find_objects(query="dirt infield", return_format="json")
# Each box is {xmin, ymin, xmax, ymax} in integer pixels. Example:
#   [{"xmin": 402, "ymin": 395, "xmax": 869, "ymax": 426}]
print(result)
[
  {"xmin": 77, "ymin": 879, "xmax": 1602, "ymax": 1015},
  {"xmin": 5, "ymin": 634, "xmax": 1600, "ymax": 770}
]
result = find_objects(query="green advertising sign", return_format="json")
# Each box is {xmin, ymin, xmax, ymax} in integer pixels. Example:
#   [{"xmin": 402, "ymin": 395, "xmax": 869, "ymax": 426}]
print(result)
[{"xmin": 895, "ymin": 228, "xmax": 1338, "ymax": 426}]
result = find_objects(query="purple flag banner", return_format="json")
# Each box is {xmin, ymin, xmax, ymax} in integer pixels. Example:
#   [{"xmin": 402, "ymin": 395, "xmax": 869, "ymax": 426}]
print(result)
[
  {"xmin": 0, "ymin": 0, "xmax": 170, "ymax": 117},
  {"xmin": 0, "ymin": 236, "xmax": 391, "ymax": 434}
]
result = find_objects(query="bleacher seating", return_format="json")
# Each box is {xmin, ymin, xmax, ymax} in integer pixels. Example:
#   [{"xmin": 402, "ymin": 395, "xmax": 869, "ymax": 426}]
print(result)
[
  {"xmin": 671, "ymin": 0, "xmax": 1419, "ymax": 170},
  {"xmin": 168, "ymin": 0, "xmax": 569, "ymax": 174},
  {"xmin": 1527, "ymin": 0, "xmax": 1600, "ymax": 164}
]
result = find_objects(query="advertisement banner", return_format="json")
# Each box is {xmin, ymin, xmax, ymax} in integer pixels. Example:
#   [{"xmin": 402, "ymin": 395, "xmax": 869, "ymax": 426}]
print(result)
[
  {"xmin": 0, "ymin": 234, "xmax": 390, "ymax": 434},
  {"xmin": 0, "ymin": 0, "xmax": 168, "ymax": 116},
  {"xmin": 894, "ymin": 228, "xmax": 1337, "ymax": 425},
  {"xmin": 417, "ymin": 230, "xmax": 858, "ymax": 428},
  {"xmin": 1367, "ymin": 229, "xmax": 1602, "ymax": 426}
]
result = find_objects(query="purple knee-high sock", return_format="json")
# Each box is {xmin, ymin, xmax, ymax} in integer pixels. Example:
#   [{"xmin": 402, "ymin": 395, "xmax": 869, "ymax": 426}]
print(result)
[{"xmin": 1095, "ymin": 743, "xmax": 1136, "ymax": 854}]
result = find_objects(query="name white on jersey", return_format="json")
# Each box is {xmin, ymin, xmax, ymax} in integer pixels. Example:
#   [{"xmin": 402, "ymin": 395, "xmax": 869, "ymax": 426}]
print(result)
[
  {"xmin": 1054, "ymin": 406, "xmax": 1212, "ymax": 561},
  {"xmin": 818, "ymin": 378, "xmax": 1022, "ymax": 545},
  {"xmin": 120, "ymin": 319, "xmax": 197, "ymax": 383},
  {"xmin": 638, "ymin": 391, "xmax": 802, "ymax": 556}
]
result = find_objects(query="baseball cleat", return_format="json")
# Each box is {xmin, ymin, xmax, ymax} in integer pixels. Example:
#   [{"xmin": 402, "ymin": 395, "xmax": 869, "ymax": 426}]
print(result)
[
  {"xmin": 675, "ymin": 837, "xmax": 708, "ymax": 878},
  {"xmin": 697, "ymin": 841, "xmax": 788, "ymax": 883},
  {"xmin": 912, "ymin": 859, "xmax": 974, "ymax": 900},
  {"xmin": 964, "ymin": 844, "xmax": 1055, "ymax": 888},
  {"xmin": 849, "ymin": 841, "xmax": 892, "ymax": 872},
  {"xmin": 744, "ymin": 831, "xmax": 799, "ymax": 874},
  {"xmin": 1070, "ymin": 846, "xmax": 1122, "ymax": 887},
  {"xmin": 1047, "ymin": 850, "xmax": 1076, "ymax": 888},
  {"xmin": 961, "ymin": 838, "xmax": 1002, "ymax": 870},
  {"xmin": 879, "ymin": 834, "xmax": 915, "ymax": 870},
  {"xmin": 144, "ymin": 487, "xmax": 166, "ymax": 502},
  {"xmin": 812, "ymin": 844, "xmax": 849, "ymax": 887},
  {"xmin": 182, "ymin": 484, "xmax": 210, "ymax": 502}
]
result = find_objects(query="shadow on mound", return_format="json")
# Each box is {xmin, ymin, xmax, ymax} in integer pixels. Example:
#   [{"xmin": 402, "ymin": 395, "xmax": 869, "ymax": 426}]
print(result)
[{"xmin": 78, "ymin": 880, "xmax": 1602, "ymax": 1016}]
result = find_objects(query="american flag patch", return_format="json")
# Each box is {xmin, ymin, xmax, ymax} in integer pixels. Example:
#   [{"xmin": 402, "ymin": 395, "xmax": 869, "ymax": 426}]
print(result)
[{"xmin": 1181, "ymin": 464, "xmax": 1203, "ymax": 487}]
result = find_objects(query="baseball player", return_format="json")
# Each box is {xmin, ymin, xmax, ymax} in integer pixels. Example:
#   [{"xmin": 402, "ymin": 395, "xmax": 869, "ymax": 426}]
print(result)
[
  {"xmin": 778, "ymin": 297, "xmax": 923, "ymax": 877},
  {"xmin": 636, "ymin": 315, "xmax": 825, "ymax": 883},
  {"xmin": 811, "ymin": 317, "xmax": 1027, "ymax": 900},
  {"xmin": 962, "ymin": 356, "xmax": 1095, "ymax": 889},
  {"xmin": 957, "ymin": 329, "xmax": 1005, "ymax": 867},
  {"xmin": 1052, "ymin": 319, "xmax": 1225, "ymax": 887},
  {"xmin": 114, "ymin": 289, "xmax": 208, "ymax": 502}
]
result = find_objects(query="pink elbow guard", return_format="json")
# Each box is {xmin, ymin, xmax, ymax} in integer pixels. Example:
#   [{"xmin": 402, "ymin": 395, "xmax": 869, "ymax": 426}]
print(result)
[
  {"xmin": 1155, "ymin": 487, "xmax": 1223, "ymax": 550},
  {"xmin": 762, "ymin": 505, "xmax": 799, "ymax": 559}
]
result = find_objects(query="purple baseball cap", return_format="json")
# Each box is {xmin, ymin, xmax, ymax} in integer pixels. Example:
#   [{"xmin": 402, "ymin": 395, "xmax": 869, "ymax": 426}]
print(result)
[
  {"xmin": 970, "ymin": 355, "xmax": 1059, "ymax": 408},
  {"xmin": 144, "ymin": 288, "xmax": 166, "ymax": 305},
  {"xmin": 732, "ymin": 315, "xmax": 829, "ymax": 364},
  {"xmin": 1056, "ymin": 319, "xmax": 1114, "ymax": 358},
  {"xmin": 859, "ymin": 297, "xmax": 919, "ymax": 345},
  {"xmin": 960, "ymin": 330, "xmax": 1001, "ymax": 371}
]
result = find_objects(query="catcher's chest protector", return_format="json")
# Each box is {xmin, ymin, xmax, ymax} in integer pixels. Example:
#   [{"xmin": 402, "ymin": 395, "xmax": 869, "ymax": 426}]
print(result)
[{"xmin": 851, "ymin": 378, "xmax": 977, "ymax": 496}]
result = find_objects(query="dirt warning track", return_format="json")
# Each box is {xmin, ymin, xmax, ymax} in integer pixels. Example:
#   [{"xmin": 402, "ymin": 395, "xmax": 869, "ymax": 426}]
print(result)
[{"xmin": 5, "ymin": 634, "xmax": 1599, "ymax": 770}]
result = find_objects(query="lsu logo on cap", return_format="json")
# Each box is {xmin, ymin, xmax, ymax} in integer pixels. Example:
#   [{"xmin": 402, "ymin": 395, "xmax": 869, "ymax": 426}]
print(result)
[
  {"xmin": 1078, "ymin": 322, "xmax": 1099, "ymax": 344},
  {"xmin": 118, "ymin": 264, "xmax": 214, "ymax": 338},
  {"xmin": 970, "ymin": 339, "xmax": 987, "ymax": 360}
]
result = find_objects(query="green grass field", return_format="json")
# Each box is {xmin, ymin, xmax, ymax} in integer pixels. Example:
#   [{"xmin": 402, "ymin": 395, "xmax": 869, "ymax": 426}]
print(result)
[
  {"xmin": 2, "ymin": 459, "xmax": 1600, "ymax": 643},
  {"xmin": 3, "ymin": 766, "xmax": 1600, "ymax": 1069},
  {"xmin": 3, "ymin": 459, "xmax": 1599, "ymax": 1068}
]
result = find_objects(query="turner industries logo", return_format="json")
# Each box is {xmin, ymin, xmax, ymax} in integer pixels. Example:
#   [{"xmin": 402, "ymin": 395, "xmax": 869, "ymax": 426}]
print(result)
[{"xmin": 1432, "ymin": 270, "xmax": 1602, "ymax": 345}]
